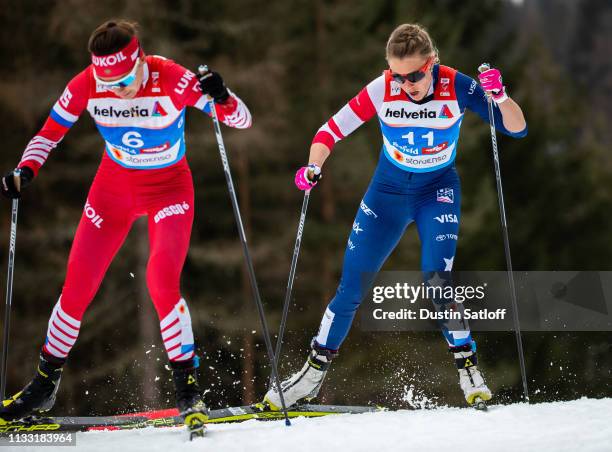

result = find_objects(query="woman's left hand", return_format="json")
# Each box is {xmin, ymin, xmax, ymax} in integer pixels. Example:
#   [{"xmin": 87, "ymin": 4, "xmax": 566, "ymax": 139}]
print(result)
[
  {"xmin": 198, "ymin": 70, "xmax": 230, "ymax": 103},
  {"xmin": 478, "ymin": 67, "xmax": 508, "ymax": 104}
]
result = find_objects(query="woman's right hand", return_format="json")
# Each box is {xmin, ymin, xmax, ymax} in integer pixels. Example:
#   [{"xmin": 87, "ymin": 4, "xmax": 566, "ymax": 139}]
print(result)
[
  {"xmin": 1, "ymin": 167, "xmax": 33, "ymax": 199},
  {"xmin": 294, "ymin": 163, "xmax": 322, "ymax": 191}
]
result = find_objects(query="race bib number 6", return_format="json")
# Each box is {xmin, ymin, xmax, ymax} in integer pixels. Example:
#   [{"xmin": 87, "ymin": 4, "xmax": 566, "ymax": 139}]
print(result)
[{"xmin": 122, "ymin": 131, "xmax": 144, "ymax": 148}]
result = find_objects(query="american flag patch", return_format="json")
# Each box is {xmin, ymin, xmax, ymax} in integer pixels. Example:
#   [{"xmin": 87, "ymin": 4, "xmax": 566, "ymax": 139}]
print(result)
[{"xmin": 437, "ymin": 188, "xmax": 454, "ymax": 203}]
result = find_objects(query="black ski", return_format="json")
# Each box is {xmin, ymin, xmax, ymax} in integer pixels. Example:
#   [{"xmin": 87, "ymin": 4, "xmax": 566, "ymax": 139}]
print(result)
[
  {"xmin": 0, "ymin": 414, "xmax": 149, "ymax": 433},
  {"xmin": 207, "ymin": 403, "xmax": 382, "ymax": 423},
  {"xmin": 0, "ymin": 404, "xmax": 383, "ymax": 433}
]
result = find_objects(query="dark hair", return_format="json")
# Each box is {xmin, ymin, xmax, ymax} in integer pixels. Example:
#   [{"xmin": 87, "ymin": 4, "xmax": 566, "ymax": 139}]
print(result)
[
  {"xmin": 386, "ymin": 23, "xmax": 439, "ymax": 62},
  {"xmin": 88, "ymin": 20, "xmax": 139, "ymax": 56}
]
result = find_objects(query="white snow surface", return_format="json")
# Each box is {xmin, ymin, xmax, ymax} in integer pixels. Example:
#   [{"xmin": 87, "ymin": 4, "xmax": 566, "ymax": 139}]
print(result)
[{"xmin": 15, "ymin": 397, "xmax": 612, "ymax": 452}]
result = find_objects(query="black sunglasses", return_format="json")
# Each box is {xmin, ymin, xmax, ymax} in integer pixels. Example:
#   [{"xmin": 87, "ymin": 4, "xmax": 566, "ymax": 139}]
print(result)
[{"xmin": 391, "ymin": 59, "xmax": 433, "ymax": 84}]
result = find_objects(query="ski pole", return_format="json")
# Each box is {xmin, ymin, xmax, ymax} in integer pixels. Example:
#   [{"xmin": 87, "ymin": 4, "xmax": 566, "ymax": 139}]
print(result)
[
  {"xmin": 273, "ymin": 190, "xmax": 310, "ymax": 370},
  {"xmin": 478, "ymin": 63, "xmax": 529, "ymax": 402},
  {"xmin": 1, "ymin": 197, "xmax": 19, "ymax": 399},
  {"xmin": 198, "ymin": 66, "xmax": 291, "ymax": 425}
]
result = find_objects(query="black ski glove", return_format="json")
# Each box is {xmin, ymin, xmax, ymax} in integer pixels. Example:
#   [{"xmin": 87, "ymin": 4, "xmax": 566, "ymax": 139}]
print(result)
[
  {"xmin": 198, "ymin": 70, "xmax": 230, "ymax": 103},
  {"xmin": 1, "ymin": 167, "xmax": 34, "ymax": 199}
]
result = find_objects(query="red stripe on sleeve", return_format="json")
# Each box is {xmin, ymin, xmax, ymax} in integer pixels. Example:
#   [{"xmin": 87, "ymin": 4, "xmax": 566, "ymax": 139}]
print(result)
[
  {"xmin": 327, "ymin": 118, "xmax": 344, "ymax": 139},
  {"xmin": 18, "ymin": 160, "xmax": 42, "ymax": 176},
  {"xmin": 18, "ymin": 117, "xmax": 69, "ymax": 176},
  {"xmin": 312, "ymin": 130, "xmax": 336, "ymax": 151},
  {"xmin": 38, "ymin": 117, "xmax": 70, "ymax": 141},
  {"xmin": 215, "ymin": 96, "xmax": 238, "ymax": 119},
  {"xmin": 348, "ymin": 86, "xmax": 376, "ymax": 121}
]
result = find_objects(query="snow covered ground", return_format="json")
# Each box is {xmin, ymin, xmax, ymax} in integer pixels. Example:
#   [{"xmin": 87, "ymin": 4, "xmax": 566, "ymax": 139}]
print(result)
[{"xmin": 13, "ymin": 398, "xmax": 612, "ymax": 452}]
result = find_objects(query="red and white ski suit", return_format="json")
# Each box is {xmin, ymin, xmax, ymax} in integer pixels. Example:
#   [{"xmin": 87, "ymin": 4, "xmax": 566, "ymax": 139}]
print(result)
[{"xmin": 19, "ymin": 55, "xmax": 251, "ymax": 362}]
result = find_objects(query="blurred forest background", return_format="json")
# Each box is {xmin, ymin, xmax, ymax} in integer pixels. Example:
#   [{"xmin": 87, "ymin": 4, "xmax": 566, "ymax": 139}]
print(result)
[{"xmin": 0, "ymin": 0, "xmax": 610, "ymax": 415}]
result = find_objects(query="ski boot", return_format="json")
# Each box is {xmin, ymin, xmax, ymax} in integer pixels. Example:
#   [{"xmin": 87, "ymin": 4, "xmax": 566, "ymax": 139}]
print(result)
[
  {"xmin": 450, "ymin": 342, "xmax": 492, "ymax": 410},
  {"xmin": 0, "ymin": 353, "xmax": 64, "ymax": 421},
  {"xmin": 170, "ymin": 358, "xmax": 209, "ymax": 439},
  {"xmin": 264, "ymin": 341, "xmax": 337, "ymax": 411}
]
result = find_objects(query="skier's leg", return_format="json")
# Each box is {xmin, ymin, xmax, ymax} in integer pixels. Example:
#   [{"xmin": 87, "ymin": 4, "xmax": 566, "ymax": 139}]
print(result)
[
  {"xmin": 145, "ymin": 185, "xmax": 206, "ymax": 419},
  {"xmin": 415, "ymin": 179, "xmax": 469, "ymax": 348},
  {"xmin": 1, "ymin": 180, "xmax": 135, "ymax": 419},
  {"xmin": 146, "ymin": 196, "xmax": 195, "ymax": 364},
  {"xmin": 315, "ymin": 187, "xmax": 413, "ymax": 350},
  {"xmin": 42, "ymin": 186, "xmax": 135, "ymax": 360},
  {"xmin": 415, "ymin": 176, "xmax": 491, "ymax": 404},
  {"xmin": 266, "ymin": 183, "xmax": 413, "ymax": 408}
]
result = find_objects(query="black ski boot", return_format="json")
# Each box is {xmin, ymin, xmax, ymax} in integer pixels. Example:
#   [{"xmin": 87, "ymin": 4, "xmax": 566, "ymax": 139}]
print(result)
[
  {"xmin": 0, "ymin": 354, "xmax": 64, "ymax": 421},
  {"xmin": 170, "ymin": 359, "xmax": 209, "ymax": 439}
]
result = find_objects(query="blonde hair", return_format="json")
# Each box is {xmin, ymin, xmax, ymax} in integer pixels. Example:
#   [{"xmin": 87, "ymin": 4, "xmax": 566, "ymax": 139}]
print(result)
[{"xmin": 386, "ymin": 24, "xmax": 439, "ymax": 62}]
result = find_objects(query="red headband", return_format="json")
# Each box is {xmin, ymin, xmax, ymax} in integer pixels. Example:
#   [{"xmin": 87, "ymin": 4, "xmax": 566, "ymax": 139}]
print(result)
[{"xmin": 91, "ymin": 36, "xmax": 141, "ymax": 78}]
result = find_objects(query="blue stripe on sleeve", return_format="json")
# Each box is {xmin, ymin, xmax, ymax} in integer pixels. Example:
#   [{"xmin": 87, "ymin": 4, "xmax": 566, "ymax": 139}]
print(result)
[{"xmin": 49, "ymin": 108, "xmax": 75, "ymax": 128}]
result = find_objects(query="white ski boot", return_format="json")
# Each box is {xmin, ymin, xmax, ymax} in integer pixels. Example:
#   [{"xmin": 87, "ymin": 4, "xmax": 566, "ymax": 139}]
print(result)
[
  {"xmin": 451, "ymin": 343, "xmax": 492, "ymax": 409},
  {"xmin": 264, "ymin": 343, "xmax": 337, "ymax": 410}
]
